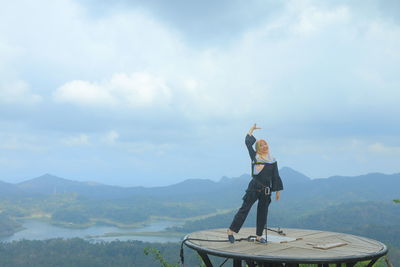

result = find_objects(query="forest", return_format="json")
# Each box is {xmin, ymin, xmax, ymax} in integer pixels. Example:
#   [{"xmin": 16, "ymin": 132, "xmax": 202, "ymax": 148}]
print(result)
[
  {"xmin": 0, "ymin": 238, "xmax": 396, "ymax": 267},
  {"xmin": 0, "ymin": 171, "xmax": 399, "ymax": 265}
]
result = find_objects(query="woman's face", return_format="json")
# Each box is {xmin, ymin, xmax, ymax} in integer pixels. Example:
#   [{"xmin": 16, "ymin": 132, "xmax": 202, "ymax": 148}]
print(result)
[{"xmin": 257, "ymin": 140, "xmax": 269, "ymax": 154}]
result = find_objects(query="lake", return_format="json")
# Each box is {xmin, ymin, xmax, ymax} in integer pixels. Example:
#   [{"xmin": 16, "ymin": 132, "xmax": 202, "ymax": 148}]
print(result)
[{"xmin": 0, "ymin": 220, "xmax": 185, "ymax": 243}]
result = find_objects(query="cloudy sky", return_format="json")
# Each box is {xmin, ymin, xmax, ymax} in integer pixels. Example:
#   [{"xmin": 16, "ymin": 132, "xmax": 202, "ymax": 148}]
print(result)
[{"xmin": 0, "ymin": 0, "xmax": 399, "ymax": 186}]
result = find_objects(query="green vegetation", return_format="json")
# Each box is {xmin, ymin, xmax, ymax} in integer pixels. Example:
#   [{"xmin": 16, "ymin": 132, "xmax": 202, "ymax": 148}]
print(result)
[
  {"xmin": 144, "ymin": 247, "xmax": 180, "ymax": 267},
  {"xmin": 0, "ymin": 214, "xmax": 22, "ymax": 237},
  {"xmin": 0, "ymin": 238, "xmax": 201, "ymax": 267},
  {"xmin": 0, "ymin": 238, "xmax": 394, "ymax": 267},
  {"xmin": 1, "ymin": 195, "xmax": 399, "ymax": 265},
  {"xmin": 0, "ymin": 193, "xmax": 217, "ymax": 232},
  {"xmin": 0, "ymin": 174, "xmax": 399, "ymax": 265},
  {"xmin": 52, "ymin": 209, "xmax": 90, "ymax": 224}
]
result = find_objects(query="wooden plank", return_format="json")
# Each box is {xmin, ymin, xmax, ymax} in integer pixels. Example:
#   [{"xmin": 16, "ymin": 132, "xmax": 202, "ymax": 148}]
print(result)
[
  {"xmin": 223, "ymin": 244, "xmax": 266, "ymax": 254},
  {"xmin": 337, "ymin": 235, "xmax": 382, "ymax": 250},
  {"xmin": 284, "ymin": 241, "xmax": 370, "ymax": 256},
  {"xmin": 279, "ymin": 244, "xmax": 352, "ymax": 257},
  {"xmin": 284, "ymin": 229, "xmax": 325, "ymax": 238},
  {"xmin": 341, "ymin": 235, "xmax": 383, "ymax": 248},
  {"xmin": 240, "ymin": 245, "xmax": 291, "ymax": 255},
  {"xmin": 328, "ymin": 245, "xmax": 378, "ymax": 255},
  {"xmin": 185, "ymin": 227, "xmax": 386, "ymax": 262},
  {"xmin": 308, "ymin": 242, "xmax": 348, "ymax": 250},
  {"xmin": 265, "ymin": 246, "xmax": 333, "ymax": 258},
  {"xmin": 299, "ymin": 232, "xmax": 340, "ymax": 240},
  {"xmin": 248, "ymin": 245, "xmax": 294, "ymax": 256}
]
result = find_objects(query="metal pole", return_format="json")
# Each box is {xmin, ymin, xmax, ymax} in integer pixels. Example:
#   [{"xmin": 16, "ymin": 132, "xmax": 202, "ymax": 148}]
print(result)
[
  {"xmin": 366, "ymin": 258, "xmax": 378, "ymax": 267},
  {"xmin": 233, "ymin": 259, "xmax": 242, "ymax": 267},
  {"xmin": 245, "ymin": 260, "xmax": 256, "ymax": 267},
  {"xmin": 197, "ymin": 252, "xmax": 213, "ymax": 267}
]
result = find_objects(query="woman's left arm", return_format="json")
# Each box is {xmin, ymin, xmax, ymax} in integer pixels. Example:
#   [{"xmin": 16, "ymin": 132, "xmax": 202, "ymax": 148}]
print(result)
[{"xmin": 272, "ymin": 162, "xmax": 284, "ymax": 200}]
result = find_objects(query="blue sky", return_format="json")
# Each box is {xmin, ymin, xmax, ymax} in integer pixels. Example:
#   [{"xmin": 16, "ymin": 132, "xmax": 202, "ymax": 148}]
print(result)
[{"xmin": 0, "ymin": 0, "xmax": 399, "ymax": 186}]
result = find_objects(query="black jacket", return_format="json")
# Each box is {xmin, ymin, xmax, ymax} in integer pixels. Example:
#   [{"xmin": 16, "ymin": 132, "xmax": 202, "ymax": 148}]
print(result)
[{"xmin": 245, "ymin": 134, "xmax": 284, "ymax": 192}]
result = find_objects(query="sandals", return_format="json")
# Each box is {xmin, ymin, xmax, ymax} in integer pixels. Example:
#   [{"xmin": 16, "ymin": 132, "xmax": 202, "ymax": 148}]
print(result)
[
  {"xmin": 227, "ymin": 229, "xmax": 235, "ymax": 243},
  {"xmin": 255, "ymin": 237, "xmax": 268, "ymax": 244},
  {"xmin": 226, "ymin": 229, "xmax": 267, "ymax": 244}
]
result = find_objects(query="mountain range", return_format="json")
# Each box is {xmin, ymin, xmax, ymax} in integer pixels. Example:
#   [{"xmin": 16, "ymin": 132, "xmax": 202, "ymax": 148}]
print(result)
[{"xmin": 1, "ymin": 168, "xmax": 399, "ymax": 205}]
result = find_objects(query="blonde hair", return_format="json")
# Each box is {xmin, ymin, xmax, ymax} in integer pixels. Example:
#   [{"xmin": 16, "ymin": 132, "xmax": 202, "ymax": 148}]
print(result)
[{"xmin": 255, "ymin": 139, "xmax": 268, "ymax": 155}]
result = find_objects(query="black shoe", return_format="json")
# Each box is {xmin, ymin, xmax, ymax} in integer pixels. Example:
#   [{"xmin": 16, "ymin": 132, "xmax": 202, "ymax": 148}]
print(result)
[
  {"xmin": 228, "ymin": 234, "xmax": 235, "ymax": 243},
  {"xmin": 255, "ymin": 237, "xmax": 267, "ymax": 244}
]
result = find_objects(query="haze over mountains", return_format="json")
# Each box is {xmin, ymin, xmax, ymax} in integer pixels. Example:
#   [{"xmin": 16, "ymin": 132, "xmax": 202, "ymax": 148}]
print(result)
[
  {"xmin": 1, "ymin": 167, "xmax": 399, "ymax": 204},
  {"xmin": 1, "ymin": 167, "xmax": 399, "ymax": 264}
]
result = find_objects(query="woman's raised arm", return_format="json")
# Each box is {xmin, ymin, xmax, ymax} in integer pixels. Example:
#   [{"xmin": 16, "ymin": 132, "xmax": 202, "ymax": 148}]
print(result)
[
  {"xmin": 245, "ymin": 124, "xmax": 261, "ymax": 161},
  {"xmin": 248, "ymin": 123, "xmax": 261, "ymax": 136}
]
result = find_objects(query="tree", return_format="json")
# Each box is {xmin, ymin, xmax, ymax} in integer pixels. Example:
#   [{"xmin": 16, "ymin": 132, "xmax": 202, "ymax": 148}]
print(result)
[{"xmin": 144, "ymin": 248, "xmax": 179, "ymax": 267}]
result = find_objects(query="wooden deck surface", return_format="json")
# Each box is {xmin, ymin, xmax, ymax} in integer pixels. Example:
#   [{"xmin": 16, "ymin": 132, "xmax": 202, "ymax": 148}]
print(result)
[{"xmin": 184, "ymin": 228, "xmax": 387, "ymax": 263}]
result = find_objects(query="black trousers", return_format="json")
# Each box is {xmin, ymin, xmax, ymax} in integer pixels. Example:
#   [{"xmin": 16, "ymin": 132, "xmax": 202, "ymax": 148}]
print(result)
[{"xmin": 229, "ymin": 190, "xmax": 271, "ymax": 237}]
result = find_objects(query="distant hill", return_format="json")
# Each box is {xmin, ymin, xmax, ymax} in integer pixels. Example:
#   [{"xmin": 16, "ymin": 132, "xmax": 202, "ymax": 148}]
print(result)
[
  {"xmin": 1, "ymin": 169, "xmax": 399, "ymax": 206},
  {"xmin": 283, "ymin": 172, "xmax": 400, "ymax": 204},
  {"xmin": 0, "ymin": 181, "xmax": 30, "ymax": 198},
  {"xmin": 279, "ymin": 167, "xmax": 310, "ymax": 184},
  {"xmin": 1, "ymin": 168, "xmax": 310, "ymax": 202},
  {"xmin": 16, "ymin": 174, "xmax": 133, "ymax": 199}
]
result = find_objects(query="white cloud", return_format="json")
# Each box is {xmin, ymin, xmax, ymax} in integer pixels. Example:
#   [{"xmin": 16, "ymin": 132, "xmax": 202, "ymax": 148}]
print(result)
[
  {"xmin": 0, "ymin": 81, "xmax": 42, "ymax": 104},
  {"xmin": 102, "ymin": 130, "xmax": 119, "ymax": 144},
  {"xmin": 110, "ymin": 72, "xmax": 172, "ymax": 107},
  {"xmin": 53, "ymin": 72, "xmax": 172, "ymax": 108},
  {"xmin": 3, "ymin": 0, "xmax": 400, "ymax": 122},
  {"xmin": 125, "ymin": 141, "xmax": 174, "ymax": 156},
  {"xmin": 368, "ymin": 142, "xmax": 400, "ymax": 155},
  {"xmin": 0, "ymin": 0, "xmax": 188, "ymax": 79},
  {"xmin": 62, "ymin": 134, "xmax": 90, "ymax": 146},
  {"xmin": 291, "ymin": 4, "xmax": 350, "ymax": 35},
  {"xmin": 0, "ymin": 157, "xmax": 20, "ymax": 168},
  {"xmin": 54, "ymin": 80, "xmax": 116, "ymax": 106},
  {"xmin": 99, "ymin": 130, "xmax": 172, "ymax": 155},
  {"xmin": 0, "ymin": 0, "xmax": 399, "ymax": 183},
  {"xmin": 208, "ymin": 1, "xmax": 400, "ymax": 123},
  {"xmin": 0, "ymin": 134, "xmax": 44, "ymax": 151}
]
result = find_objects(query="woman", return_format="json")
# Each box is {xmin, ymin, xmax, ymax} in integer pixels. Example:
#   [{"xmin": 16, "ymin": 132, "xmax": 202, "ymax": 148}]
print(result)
[{"xmin": 227, "ymin": 123, "xmax": 283, "ymax": 244}]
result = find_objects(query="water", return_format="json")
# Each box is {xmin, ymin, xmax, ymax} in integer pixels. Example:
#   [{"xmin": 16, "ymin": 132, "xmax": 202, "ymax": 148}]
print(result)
[{"xmin": 1, "ymin": 220, "xmax": 185, "ymax": 243}]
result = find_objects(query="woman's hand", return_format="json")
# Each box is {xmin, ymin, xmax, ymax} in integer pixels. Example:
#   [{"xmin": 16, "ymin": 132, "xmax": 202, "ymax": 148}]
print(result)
[
  {"xmin": 248, "ymin": 123, "xmax": 261, "ymax": 136},
  {"xmin": 275, "ymin": 191, "xmax": 280, "ymax": 201}
]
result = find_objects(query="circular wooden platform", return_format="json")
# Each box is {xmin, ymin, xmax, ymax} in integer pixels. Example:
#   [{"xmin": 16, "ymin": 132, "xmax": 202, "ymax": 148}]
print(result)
[{"xmin": 183, "ymin": 228, "xmax": 388, "ymax": 265}]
